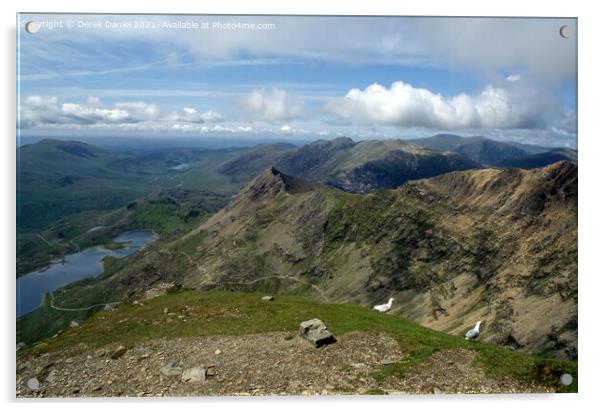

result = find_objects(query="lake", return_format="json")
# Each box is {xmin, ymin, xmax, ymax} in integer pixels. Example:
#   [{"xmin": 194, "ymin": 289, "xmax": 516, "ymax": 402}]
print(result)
[{"xmin": 16, "ymin": 230, "xmax": 157, "ymax": 317}]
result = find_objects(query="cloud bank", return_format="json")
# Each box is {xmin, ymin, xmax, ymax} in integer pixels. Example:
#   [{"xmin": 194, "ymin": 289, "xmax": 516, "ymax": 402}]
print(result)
[
  {"xmin": 19, "ymin": 96, "xmax": 223, "ymax": 129},
  {"xmin": 325, "ymin": 79, "xmax": 564, "ymax": 130}
]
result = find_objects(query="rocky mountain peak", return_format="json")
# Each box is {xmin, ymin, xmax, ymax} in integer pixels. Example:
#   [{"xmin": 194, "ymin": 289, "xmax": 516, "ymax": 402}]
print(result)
[{"xmin": 226, "ymin": 167, "xmax": 318, "ymax": 209}]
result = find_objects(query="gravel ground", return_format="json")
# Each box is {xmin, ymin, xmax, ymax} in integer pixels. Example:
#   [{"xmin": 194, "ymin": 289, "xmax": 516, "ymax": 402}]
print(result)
[{"xmin": 16, "ymin": 331, "xmax": 552, "ymax": 397}]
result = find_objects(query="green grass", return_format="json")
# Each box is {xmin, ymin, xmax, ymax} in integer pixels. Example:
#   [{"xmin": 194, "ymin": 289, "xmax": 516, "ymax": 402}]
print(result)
[{"xmin": 19, "ymin": 290, "xmax": 577, "ymax": 393}]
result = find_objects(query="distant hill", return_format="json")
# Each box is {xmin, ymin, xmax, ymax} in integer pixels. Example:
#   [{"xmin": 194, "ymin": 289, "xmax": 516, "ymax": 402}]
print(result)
[
  {"xmin": 18, "ymin": 139, "xmax": 144, "ymax": 229},
  {"xmin": 218, "ymin": 137, "xmax": 481, "ymax": 193},
  {"xmin": 17, "ymin": 139, "xmax": 239, "ymax": 230},
  {"xmin": 496, "ymin": 148, "xmax": 578, "ymax": 169},
  {"xmin": 216, "ymin": 143, "xmax": 296, "ymax": 183},
  {"xmin": 408, "ymin": 134, "xmax": 576, "ymax": 167}
]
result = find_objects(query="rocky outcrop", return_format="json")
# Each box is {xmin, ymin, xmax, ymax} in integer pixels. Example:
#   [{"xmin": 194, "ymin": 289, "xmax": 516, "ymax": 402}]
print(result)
[{"xmin": 299, "ymin": 319, "xmax": 336, "ymax": 348}]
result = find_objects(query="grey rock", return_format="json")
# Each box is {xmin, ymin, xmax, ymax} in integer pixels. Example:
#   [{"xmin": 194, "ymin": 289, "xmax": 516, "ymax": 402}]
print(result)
[
  {"xmin": 70, "ymin": 320, "xmax": 80, "ymax": 328},
  {"xmin": 25, "ymin": 377, "xmax": 39, "ymax": 391},
  {"xmin": 110, "ymin": 345, "xmax": 127, "ymax": 359},
  {"xmin": 299, "ymin": 318, "xmax": 336, "ymax": 348},
  {"xmin": 182, "ymin": 367, "xmax": 206, "ymax": 383},
  {"xmin": 380, "ymin": 358, "xmax": 396, "ymax": 365},
  {"xmin": 160, "ymin": 363, "xmax": 183, "ymax": 376},
  {"xmin": 261, "ymin": 296, "xmax": 274, "ymax": 301},
  {"xmin": 16, "ymin": 342, "xmax": 26, "ymax": 351},
  {"xmin": 45, "ymin": 369, "xmax": 58, "ymax": 383}
]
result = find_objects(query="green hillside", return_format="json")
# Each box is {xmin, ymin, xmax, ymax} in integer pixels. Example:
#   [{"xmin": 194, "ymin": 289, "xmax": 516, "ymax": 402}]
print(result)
[
  {"xmin": 18, "ymin": 290, "xmax": 577, "ymax": 393},
  {"xmin": 17, "ymin": 139, "xmax": 239, "ymax": 230}
]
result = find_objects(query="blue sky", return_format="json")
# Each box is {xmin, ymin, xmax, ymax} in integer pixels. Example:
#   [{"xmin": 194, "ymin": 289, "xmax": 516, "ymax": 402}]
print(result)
[{"xmin": 17, "ymin": 14, "xmax": 577, "ymax": 148}]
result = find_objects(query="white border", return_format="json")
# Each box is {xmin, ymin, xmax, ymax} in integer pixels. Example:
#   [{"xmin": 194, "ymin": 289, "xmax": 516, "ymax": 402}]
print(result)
[{"xmin": 3, "ymin": 1, "xmax": 601, "ymax": 410}]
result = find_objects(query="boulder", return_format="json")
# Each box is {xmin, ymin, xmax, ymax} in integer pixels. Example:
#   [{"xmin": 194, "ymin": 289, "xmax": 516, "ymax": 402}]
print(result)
[
  {"xmin": 298, "ymin": 318, "xmax": 336, "ymax": 348},
  {"xmin": 181, "ymin": 367, "xmax": 206, "ymax": 383},
  {"xmin": 70, "ymin": 320, "xmax": 80, "ymax": 328},
  {"xmin": 110, "ymin": 345, "xmax": 127, "ymax": 359},
  {"xmin": 261, "ymin": 295, "xmax": 274, "ymax": 301},
  {"xmin": 160, "ymin": 363, "xmax": 183, "ymax": 376}
]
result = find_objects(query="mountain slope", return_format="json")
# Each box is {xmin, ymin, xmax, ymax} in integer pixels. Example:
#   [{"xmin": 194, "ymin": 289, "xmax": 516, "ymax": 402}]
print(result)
[
  {"xmin": 163, "ymin": 161, "xmax": 577, "ymax": 358},
  {"xmin": 16, "ymin": 291, "xmax": 577, "ymax": 396},
  {"xmin": 17, "ymin": 139, "xmax": 140, "ymax": 229},
  {"xmin": 18, "ymin": 162, "xmax": 577, "ymax": 360},
  {"xmin": 408, "ymin": 134, "xmax": 575, "ymax": 167},
  {"xmin": 17, "ymin": 139, "xmax": 240, "ymax": 230},
  {"xmin": 496, "ymin": 148, "xmax": 578, "ymax": 169},
  {"xmin": 218, "ymin": 137, "xmax": 480, "ymax": 193}
]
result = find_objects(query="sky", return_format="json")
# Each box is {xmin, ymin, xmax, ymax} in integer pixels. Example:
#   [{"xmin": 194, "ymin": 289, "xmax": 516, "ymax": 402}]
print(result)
[{"xmin": 17, "ymin": 14, "xmax": 577, "ymax": 148}]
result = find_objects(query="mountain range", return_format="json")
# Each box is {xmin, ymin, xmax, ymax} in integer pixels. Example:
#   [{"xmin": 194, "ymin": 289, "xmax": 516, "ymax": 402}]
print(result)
[
  {"xmin": 408, "ymin": 134, "xmax": 577, "ymax": 168},
  {"xmin": 17, "ymin": 136, "xmax": 578, "ymax": 360},
  {"xmin": 218, "ymin": 135, "xmax": 577, "ymax": 193},
  {"xmin": 218, "ymin": 137, "xmax": 480, "ymax": 193}
]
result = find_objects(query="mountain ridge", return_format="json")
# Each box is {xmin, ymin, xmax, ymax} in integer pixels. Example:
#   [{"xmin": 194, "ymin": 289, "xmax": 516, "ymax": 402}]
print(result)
[
  {"xmin": 408, "ymin": 134, "xmax": 577, "ymax": 167},
  {"xmin": 156, "ymin": 161, "xmax": 577, "ymax": 358},
  {"xmin": 218, "ymin": 137, "xmax": 481, "ymax": 193}
]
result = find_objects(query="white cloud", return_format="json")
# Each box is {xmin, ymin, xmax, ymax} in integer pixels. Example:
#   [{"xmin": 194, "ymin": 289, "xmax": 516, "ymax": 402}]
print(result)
[
  {"xmin": 280, "ymin": 124, "xmax": 292, "ymax": 133},
  {"xmin": 19, "ymin": 95, "xmax": 139, "ymax": 127},
  {"xmin": 325, "ymin": 80, "xmax": 562, "ymax": 130},
  {"xmin": 114, "ymin": 101, "xmax": 161, "ymax": 121},
  {"xmin": 199, "ymin": 110, "xmax": 224, "ymax": 123},
  {"xmin": 241, "ymin": 87, "xmax": 304, "ymax": 122},
  {"xmin": 19, "ymin": 96, "xmax": 224, "ymax": 129}
]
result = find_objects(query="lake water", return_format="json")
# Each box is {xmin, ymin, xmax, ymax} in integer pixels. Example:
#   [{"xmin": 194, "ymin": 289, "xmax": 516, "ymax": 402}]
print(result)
[{"xmin": 16, "ymin": 230, "xmax": 157, "ymax": 317}]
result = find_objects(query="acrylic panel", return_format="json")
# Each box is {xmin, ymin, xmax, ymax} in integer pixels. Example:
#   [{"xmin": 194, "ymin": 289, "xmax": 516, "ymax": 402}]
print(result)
[{"xmin": 16, "ymin": 13, "xmax": 577, "ymax": 397}]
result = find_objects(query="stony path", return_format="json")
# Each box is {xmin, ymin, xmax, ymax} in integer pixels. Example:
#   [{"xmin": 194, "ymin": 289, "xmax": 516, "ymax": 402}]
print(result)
[
  {"xmin": 48, "ymin": 292, "xmax": 121, "ymax": 312},
  {"xmin": 16, "ymin": 331, "xmax": 552, "ymax": 397}
]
